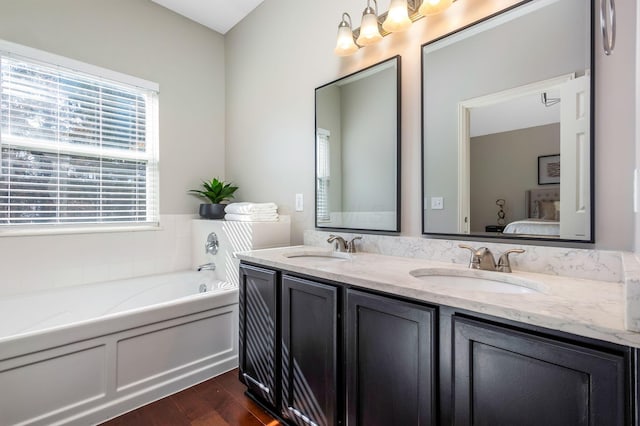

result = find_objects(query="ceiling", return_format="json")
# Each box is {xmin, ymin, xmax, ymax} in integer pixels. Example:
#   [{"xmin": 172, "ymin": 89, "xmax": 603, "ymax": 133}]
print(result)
[
  {"xmin": 150, "ymin": 0, "xmax": 265, "ymax": 34},
  {"xmin": 470, "ymin": 89, "xmax": 562, "ymax": 138}
]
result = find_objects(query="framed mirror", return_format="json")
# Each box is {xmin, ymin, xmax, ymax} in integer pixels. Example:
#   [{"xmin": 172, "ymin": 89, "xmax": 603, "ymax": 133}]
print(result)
[
  {"xmin": 315, "ymin": 56, "xmax": 400, "ymax": 233},
  {"xmin": 422, "ymin": 0, "xmax": 593, "ymax": 242}
]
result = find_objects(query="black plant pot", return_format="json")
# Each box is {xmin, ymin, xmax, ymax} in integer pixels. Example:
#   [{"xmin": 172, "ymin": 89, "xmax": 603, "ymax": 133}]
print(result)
[{"xmin": 199, "ymin": 203, "xmax": 226, "ymax": 219}]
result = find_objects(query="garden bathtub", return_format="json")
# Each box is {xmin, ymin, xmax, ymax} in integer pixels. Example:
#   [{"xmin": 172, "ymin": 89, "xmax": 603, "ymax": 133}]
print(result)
[{"xmin": 0, "ymin": 271, "xmax": 238, "ymax": 426}]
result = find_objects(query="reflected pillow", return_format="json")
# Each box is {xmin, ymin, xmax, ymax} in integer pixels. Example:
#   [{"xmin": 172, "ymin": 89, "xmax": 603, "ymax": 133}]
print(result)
[{"xmin": 537, "ymin": 200, "xmax": 560, "ymax": 221}]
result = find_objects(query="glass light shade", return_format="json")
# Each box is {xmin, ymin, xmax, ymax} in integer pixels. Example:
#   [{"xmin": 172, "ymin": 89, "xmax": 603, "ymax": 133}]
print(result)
[
  {"xmin": 419, "ymin": 0, "xmax": 454, "ymax": 16},
  {"xmin": 357, "ymin": 12, "xmax": 383, "ymax": 46},
  {"xmin": 382, "ymin": 0, "xmax": 412, "ymax": 32},
  {"xmin": 334, "ymin": 25, "xmax": 359, "ymax": 56}
]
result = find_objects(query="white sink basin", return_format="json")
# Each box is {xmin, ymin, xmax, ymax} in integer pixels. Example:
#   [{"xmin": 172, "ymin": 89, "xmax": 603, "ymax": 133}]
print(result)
[
  {"xmin": 283, "ymin": 251, "xmax": 352, "ymax": 261},
  {"xmin": 409, "ymin": 268, "xmax": 542, "ymax": 294}
]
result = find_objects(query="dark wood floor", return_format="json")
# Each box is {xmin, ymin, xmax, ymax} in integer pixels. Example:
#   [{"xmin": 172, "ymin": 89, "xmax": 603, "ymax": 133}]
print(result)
[{"xmin": 101, "ymin": 369, "xmax": 280, "ymax": 426}]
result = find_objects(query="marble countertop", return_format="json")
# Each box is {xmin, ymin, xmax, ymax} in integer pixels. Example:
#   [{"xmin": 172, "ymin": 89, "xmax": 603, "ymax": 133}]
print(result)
[{"xmin": 237, "ymin": 245, "xmax": 640, "ymax": 349}]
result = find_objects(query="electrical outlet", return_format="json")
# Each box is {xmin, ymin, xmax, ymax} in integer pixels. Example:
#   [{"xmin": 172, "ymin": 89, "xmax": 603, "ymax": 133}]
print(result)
[
  {"xmin": 295, "ymin": 193, "xmax": 304, "ymax": 211},
  {"xmin": 431, "ymin": 197, "xmax": 444, "ymax": 210}
]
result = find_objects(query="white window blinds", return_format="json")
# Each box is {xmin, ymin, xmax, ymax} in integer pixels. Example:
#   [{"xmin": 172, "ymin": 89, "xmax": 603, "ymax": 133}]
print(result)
[
  {"xmin": 316, "ymin": 129, "xmax": 330, "ymax": 222},
  {"xmin": 0, "ymin": 47, "xmax": 159, "ymax": 228}
]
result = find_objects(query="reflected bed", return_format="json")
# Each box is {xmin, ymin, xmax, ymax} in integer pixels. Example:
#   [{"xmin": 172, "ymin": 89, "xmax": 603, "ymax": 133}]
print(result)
[{"xmin": 503, "ymin": 187, "xmax": 560, "ymax": 236}]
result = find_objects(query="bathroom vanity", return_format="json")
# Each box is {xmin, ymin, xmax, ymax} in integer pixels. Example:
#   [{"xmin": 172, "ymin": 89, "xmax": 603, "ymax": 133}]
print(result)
[{"xmin": 237, "ymin": 246, "xmax": 639, "ymax": 426}]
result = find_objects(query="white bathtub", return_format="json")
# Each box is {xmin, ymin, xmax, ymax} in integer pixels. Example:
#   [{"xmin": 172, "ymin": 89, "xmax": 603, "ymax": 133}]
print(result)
[{"xmin": 0, "ymin": 271, "xmax": 239, "ymax": 426}]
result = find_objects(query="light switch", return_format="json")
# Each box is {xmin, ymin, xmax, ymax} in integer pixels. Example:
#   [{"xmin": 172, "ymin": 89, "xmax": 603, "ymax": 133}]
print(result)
[
  {"xmin": 635, "ymin": 169, "xmax": 639, "ymax": 213},
  {"xmin": 431, "ymin": 197, "xmax": 444, "ymax": 210},
  {"xmin": 295, "ymin": 193, "xmax": 304, "ymax": 211}
]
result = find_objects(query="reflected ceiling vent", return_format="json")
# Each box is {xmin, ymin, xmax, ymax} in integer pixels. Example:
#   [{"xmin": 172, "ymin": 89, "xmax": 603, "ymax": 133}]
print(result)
[{"xmin": 541, "ymin": 92, "xmax": 560, "ymax": 107}]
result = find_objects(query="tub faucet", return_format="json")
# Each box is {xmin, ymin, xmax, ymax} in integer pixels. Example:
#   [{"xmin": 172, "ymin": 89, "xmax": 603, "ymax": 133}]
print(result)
[
  {"xmin": 459, "ymin": 244, "xmax": 524, "ymax": 273},
  {"xmin": 197, "ymin": 262, "xmax": 216, "ymax": 271}
]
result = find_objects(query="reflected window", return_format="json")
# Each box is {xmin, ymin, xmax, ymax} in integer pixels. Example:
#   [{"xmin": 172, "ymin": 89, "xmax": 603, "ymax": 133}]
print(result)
[{"xmin": 316, "ymin": 129, "xmax": 330, "ymax": 222}]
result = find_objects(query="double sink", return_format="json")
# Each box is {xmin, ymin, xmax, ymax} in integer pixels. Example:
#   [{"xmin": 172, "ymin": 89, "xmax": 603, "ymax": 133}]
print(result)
[{"xmin": 283, "ymin": 250, "xmax": 542, "ymax": 295}]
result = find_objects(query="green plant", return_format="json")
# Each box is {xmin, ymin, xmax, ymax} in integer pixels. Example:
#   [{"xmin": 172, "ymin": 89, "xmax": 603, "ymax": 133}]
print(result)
[{"xmin": 189, "ymin": 178, "xmax": 238, "ymax": 204}]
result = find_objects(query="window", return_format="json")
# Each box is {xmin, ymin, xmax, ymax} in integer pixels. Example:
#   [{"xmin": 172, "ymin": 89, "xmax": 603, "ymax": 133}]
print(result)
[
  {"xmin": 316, "ymin": 129, "xmax": 330, "ymax": 222},
  {"xmin": 0, "ymin": 41, "xmax": 159, "ymax": 231}
]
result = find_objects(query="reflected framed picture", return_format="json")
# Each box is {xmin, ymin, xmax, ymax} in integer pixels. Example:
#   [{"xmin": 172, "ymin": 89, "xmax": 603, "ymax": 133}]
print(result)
[{"xmin": 538, "ymin": 154, "xmax": 560, "ymax": 185}]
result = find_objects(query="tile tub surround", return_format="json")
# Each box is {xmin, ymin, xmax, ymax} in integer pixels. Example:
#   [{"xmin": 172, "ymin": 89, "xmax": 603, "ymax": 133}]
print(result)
[
  {"xmin": 237, "ymin": 246, "xmax": 640, "ymax": 349},
  {"xmin": 0, "ymin": 214, "xmax": 195, "ymax": 298},
  {"xmin": 304, "ymin": 230, "xmax": 624, "ymax": 283}
]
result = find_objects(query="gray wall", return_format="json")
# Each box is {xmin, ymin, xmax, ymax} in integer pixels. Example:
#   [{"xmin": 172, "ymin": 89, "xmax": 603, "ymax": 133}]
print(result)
[
  {"xmin": 637, "ymin": 2, "xmax": 640, "ymax": 253},
  {"xmin": 225, "ymin": 0, "xmax": 636, "ymax": 249},
  {"xmin": 0, "ymin": 0, "xmax": 633, "ymax": 248},
  {"xmin": 0, "ymin": 0, "xmax": 226, "ymax": 215},
  {"xmin": 341, "ymin": 66, "xmax": 396, "ymax": 212},
  {"xmin": 225, "ymin": 0, "xmax": 520, "ymax": 243},
  {"xmin": 470, "ymin": 124, "xmax": 560, "ymax": 232}
]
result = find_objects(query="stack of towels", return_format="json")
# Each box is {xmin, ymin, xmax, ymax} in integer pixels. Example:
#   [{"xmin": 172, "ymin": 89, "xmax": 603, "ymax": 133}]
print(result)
[{"xmin": 224, "ymin": 202, "xmax": 279, "ymax": 222}]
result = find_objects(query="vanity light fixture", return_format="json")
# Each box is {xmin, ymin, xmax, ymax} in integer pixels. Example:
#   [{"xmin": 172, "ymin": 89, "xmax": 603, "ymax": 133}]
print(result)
[{"xmin": 335, "ymin": 0, "xmax": 457, "ymax": 56}]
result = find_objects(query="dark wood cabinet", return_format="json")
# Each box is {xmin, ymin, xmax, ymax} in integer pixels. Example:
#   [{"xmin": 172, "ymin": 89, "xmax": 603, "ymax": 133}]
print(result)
[
  {"xmin": 452, "ymin": 316, "xmax": 627, "ymax": 426},
  {"xmin": 239, "ymin": 264, "xmax": 279, "ymax": 408},
  {"xmin": 346, "ymin": 289, "xmax": 437, "ymax": 426},
  {"xmin": 239, "ymin": 262, "xmax": 635, "ymax": 426},
  {"xmin": 281, "ymin": 275, "xmax": 340, "ymax": 426}
]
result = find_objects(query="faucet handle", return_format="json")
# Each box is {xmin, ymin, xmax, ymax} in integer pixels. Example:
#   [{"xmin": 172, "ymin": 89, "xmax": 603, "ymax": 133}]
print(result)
[
  {"xmin": 497, "ymin": 249, "xmax": 525, "ymax": 273},
  {"xmin": 346, "ymin": 236, "xmax": 362, "ymax": 253},
  {"xmin": 205, "ymin": 232, "xmax": 219, "ymax": 255}
]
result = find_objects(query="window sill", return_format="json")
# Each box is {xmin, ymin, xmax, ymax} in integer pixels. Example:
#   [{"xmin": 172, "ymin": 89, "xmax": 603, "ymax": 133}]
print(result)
[{"xmin": 0, "ymin": 223, "xmax": 162, "ymax": 238}]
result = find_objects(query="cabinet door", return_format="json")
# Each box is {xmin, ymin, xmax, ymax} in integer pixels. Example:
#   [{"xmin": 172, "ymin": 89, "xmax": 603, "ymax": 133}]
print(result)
[
  {"xmin": 452, "ymin": 316, "xmax": 626, "ymax": 426},
  {"xmin": 281, "ymin": 275, "xmax": 339, "ymax": 426},
  {"xmin": 239, "ymin": 264, "xmax": 278, "ymax": 407},
  {"xmin": 346, "ymin": 289, "xmax": 436, "ymax": 426}
]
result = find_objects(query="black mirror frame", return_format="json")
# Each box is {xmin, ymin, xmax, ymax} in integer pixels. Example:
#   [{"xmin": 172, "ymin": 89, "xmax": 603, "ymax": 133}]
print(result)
[
  {"xmin": 420, "ymin": 0, "xmax": 596, "ymax": 244},
  {"xmin": 314, "ymin": 55, "xmax": 402, "ymax": 234}
]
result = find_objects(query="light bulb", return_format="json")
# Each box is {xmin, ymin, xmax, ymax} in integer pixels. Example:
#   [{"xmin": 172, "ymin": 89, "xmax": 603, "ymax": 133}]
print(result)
[
  {"xmin": 419, "ymin": 0, "xmax": 454, "ymax": 16},
  {"xmin": 382, "ymin": 0, "xmax": 412, "ymax": 33},
  {"xmin": 334, "ymin": 16, "xmax": 358, "ymax": 56},
  {"xmin": 357, "ymin": 8, "xmax": 383, "ymax": 46}
]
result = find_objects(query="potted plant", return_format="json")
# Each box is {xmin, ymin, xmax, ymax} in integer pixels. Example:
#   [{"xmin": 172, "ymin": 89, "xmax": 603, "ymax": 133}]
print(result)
[{"xmin": 189, "ymin": 178, "xmax": 239, "ymax": 219}]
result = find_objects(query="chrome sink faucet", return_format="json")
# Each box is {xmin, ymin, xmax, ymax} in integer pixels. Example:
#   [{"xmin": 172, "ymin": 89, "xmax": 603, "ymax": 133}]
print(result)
[
  {"xmin": 459, "ymin": 244, "xmax": 525, "ymax": 273},
  {"xmin": 327, "ymin": 235, "xmax": 362, "ymax": 253},
  {"xmin": 459, "ymin": 245, "xmax": 497, "ymax": 271}
]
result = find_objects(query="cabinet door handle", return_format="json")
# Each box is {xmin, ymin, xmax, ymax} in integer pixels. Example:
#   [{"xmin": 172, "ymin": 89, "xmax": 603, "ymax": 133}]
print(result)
[
  {"xmin": 287, "ymin": 406, "xmax": 318, "ymax": 426},
  {"xmin": 600, "ymin": 0, "xmax": 616, "ymax": 55},
  {"xmin": 243, "ymin": 373, "xmax": 270, "ymax": 394}
]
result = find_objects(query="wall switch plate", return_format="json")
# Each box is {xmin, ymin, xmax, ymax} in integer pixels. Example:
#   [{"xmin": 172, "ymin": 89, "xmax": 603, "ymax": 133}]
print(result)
[
  {"xmin": 431, "ymin": 197, "xmax": 444, "ymax": 210},
  {"xmin": 635, "ymin": 169, "xmax": 639, "ymax": 213},
  {"xmin": 295, "ymin": 193, "xmax": 304, "ymax": 211}
]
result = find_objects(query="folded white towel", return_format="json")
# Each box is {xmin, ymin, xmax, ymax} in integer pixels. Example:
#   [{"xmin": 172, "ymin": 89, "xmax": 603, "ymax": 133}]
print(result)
[
  {"xmin": 225, "ymin": 202, "xmax": 278, "ymax": 215},
  {"xmin": 225, "ymin": 213, "xmax": 280, "ymax": 222}
]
